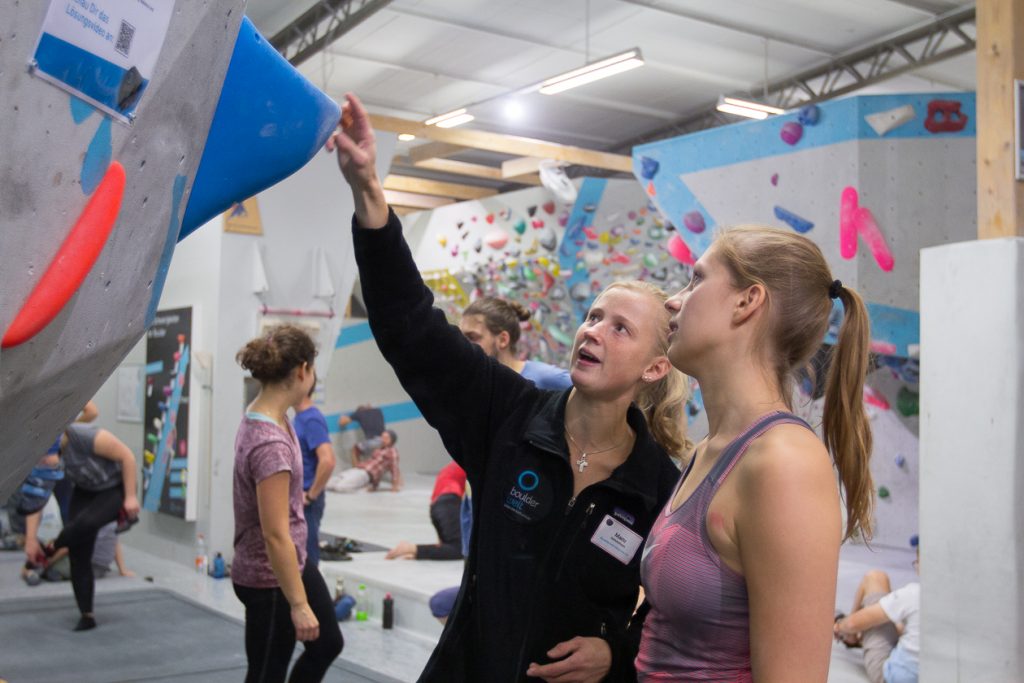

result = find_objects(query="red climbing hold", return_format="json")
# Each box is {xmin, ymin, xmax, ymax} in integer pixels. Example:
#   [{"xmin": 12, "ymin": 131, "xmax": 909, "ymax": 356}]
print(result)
[
  {"xmin": 3, "ymin": 161, "xmax": 126, "ymax": 348},
  {"xmin": 923, "ymin": 100, "xmax": 968, "ymax": 134}
]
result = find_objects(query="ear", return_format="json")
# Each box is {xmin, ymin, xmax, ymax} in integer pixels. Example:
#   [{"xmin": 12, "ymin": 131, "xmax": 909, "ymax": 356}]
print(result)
[
  {"xmin": 496, "ymin": 330, "xmax": 511, "ymax": 350},
  {"xmin": 640, "ymin": 355, "xmax": 672, "ymax": 384},
  {"xmin": 732, "ymin": 283, "xmax": 768, "ymax": 326}
]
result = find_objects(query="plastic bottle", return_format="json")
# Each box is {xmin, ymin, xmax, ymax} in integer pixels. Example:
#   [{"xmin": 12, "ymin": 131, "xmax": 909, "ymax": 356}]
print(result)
[
  {"xmin": 334, "ymin": 577, "xmax": 344, "ymax": 601},
  {"xmin": 382, "ymin": 593, "xmax": 394, "ymax": 630},
  {"xmin": 355, "ymin": 583, "xmax": 368, "ymax": 621},
  {"xmin": 195, "ymin": 534, "xmax": 208, "ymax": 575},
  {"xmin": 212, "ymin": 552, "xmax": 226, "ymax": 579}
]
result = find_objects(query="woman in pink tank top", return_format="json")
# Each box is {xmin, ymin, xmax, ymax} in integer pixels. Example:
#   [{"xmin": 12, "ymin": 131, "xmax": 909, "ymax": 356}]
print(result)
[{"xmin": 635, "ymin": 227, "xmax": 876, "ymax": 681}]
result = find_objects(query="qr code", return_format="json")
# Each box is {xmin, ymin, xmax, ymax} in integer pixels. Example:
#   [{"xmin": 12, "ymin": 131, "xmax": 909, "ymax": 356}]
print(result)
[{"xmin": 116, "ymin": 20, "xmax": 135, "ymax": 57}]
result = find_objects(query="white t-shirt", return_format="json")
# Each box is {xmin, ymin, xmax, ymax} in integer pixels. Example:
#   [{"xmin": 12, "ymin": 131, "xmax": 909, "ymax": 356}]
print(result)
[{"xmin": 879, "ymin": 581, "xmax": 920, "ymax": 656}]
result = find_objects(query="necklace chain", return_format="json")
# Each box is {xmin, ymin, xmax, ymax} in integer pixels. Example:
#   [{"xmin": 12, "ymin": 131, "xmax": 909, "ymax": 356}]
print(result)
[{"xmin": 564, "ymin": 427, "xmax": 629, "ymax": 473}]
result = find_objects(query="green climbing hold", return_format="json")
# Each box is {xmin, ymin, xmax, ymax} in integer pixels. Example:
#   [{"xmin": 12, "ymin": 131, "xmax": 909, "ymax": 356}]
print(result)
[
  {"xmin": 513, "ymin": 220, "xmax": 527, "ymax": 235},
  {"xmin": 896, "ymin": 386, "xmax": 919, "ymax": 417},
  {"xmin": 878, "ymin": 486, "xmax": 890, "ymax": 499}
]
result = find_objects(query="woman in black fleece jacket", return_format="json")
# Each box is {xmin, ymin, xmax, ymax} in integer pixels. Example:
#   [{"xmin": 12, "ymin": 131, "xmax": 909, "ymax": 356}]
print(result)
[{"xmin": 328, "ymin": 93, "xmax": 688, "ymax": 683}]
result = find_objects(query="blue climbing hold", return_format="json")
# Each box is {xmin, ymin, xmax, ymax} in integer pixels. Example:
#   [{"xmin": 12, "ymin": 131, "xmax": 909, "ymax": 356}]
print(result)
[
  {"xmin": 639, "ymin": 156, "xmax": 660, "ymax": 180},
  {"xmin": 798, "ymin": 104, "xmax": 821, "ymax": 126},
  {"xmin": 773, "ymin": 206, "xmax": 814, "ymax": 233},
  {"xmin": 179, "ymin": 17, "xmax": 341, "ymax": 240},
  {"xmin": 909, "ymin": 534, "xmax": 919, "ymax": 548}
]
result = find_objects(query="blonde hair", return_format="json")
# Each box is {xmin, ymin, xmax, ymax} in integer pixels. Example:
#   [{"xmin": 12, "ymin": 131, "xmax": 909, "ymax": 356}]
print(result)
[
  {"xmin": 599, "ymin": 281, "xmax": 691, "ymax": 458},
  {"xmin": 715, "ymin": 226, "xmax": 873, "ymax": 541}
]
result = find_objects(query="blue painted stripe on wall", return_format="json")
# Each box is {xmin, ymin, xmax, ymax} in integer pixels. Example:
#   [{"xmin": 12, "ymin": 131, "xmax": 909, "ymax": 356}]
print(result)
[
  {"xmin": 560, "ymin": 178, "xmax": 608, "ymax": 321},
  {"xmin": 634, "ymin": 93, "xmax": 976, "ymax": 179},
  {"xmin": 335, "ymin": 321, "xmax": 374, "ymax": 348},
  {"xmin": 325, "ymin": 400, "xmax": 423, "ymax": 435}
]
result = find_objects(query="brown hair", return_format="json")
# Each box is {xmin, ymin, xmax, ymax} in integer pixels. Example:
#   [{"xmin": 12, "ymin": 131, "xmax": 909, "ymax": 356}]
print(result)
[
  {"xmin": 236, "ymin": 324, "xmax": 317, "ymax": 386},
  {"xmin": 600, "ymin": 281, "xmax": 691, "ymax": 458},
  {"xmin": 463, "ymin": 297, "xmax": 531, "ymax": 353},
  {"xmin": 714, "ymin": 226, "xmax": 873, "ymax": 541}
]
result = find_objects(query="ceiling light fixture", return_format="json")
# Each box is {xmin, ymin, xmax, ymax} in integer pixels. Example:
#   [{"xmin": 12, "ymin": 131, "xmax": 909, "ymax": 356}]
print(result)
[
  {"xmin": 424, "ymin": 108, "xmax": 475, "ymax": 128},
  {"xmin": 716, "ymin": 96, "xmax": 785, "ymax": 119},
  {"xmin": 398, "ymin": 133, "xmax": 416, "ymax": 141},
  {"xmin": 538, "ymin": 48, "xmax": 645, "ymax": 95}
]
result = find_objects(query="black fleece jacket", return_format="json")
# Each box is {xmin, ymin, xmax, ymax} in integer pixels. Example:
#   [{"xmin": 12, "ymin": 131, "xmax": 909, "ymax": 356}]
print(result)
[{"xmin": 353, "ymin": 209, "xmax": 679, "ymax": 683}]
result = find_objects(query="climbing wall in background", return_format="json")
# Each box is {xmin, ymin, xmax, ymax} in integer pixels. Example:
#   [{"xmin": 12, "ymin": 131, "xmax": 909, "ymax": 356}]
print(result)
[
  {"xmin": 0, "ymin": 3, "xmax": 340, "ymax": 499},
  {"xmin": 634, "ymin": 93, "xmax": 971, "ymax": 548}
]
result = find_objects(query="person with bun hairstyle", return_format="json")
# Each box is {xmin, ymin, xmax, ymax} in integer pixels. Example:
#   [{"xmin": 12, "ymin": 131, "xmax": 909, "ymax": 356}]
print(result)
[
  {"xmin": 460, "ymin": 297, "xmax": 571, "ymax": 390},
  {"xmin": 232, "ymin": 324, "xmax": 342, "ymax": 683},
  {"xmin": 327, "ymin": 93, "xmax": 688, "ymax": 682},
  {"xmin": 636, "ymin": 227, "xmax": 875, "ymax": 682}
]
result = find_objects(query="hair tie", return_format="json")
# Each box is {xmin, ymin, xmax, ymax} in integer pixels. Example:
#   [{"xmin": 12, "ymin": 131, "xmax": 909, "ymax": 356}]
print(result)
[{"xmin": 828, "ymin": 279, "xmax": 843, "ymax": 300}]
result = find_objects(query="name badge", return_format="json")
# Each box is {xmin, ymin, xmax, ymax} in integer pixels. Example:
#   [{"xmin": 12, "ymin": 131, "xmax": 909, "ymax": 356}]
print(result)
[{"xmin": 590, "ymin": 514, "xmax": 643, "ymax": 565}]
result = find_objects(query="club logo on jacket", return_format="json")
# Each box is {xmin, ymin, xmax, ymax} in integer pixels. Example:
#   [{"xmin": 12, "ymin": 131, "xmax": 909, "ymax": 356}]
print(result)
[{"xmin": 503, "ymin": 468, "xmax": 552, "ymax": 523}]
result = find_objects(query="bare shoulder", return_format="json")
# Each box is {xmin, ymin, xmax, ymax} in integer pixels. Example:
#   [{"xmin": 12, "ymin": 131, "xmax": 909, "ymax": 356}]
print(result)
[{"xmin": 736, "ymin": 423, "xmax": 834, "ymax": 493}]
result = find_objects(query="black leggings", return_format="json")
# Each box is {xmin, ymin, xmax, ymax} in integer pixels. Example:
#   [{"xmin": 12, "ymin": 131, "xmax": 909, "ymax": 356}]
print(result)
[
  {"xmin": 233, "ymin": 561, "xmax": 343, "ymax": 683},
  {"xmin": 416, "ymin": 493, "xmax": 463, "ymax": 560},
  {"xmin": 53, "ymin": 486, "xmax": 123, "ymax": 615}
]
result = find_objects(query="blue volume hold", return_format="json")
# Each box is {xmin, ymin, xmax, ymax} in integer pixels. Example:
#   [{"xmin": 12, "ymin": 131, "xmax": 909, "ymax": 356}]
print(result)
[{"xmin": 179, "ymin": 17, "xmax": 341, "ymax": 240}]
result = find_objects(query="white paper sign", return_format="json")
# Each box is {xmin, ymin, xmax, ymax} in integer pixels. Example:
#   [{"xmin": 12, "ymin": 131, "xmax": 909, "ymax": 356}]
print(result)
[
  {"xmin": 117, "ymin": 364, "xmax": 144, "ymax": 423},
  {"xmin": 31, "ymin": 0, "xmax": 175, "ymax": 122}
]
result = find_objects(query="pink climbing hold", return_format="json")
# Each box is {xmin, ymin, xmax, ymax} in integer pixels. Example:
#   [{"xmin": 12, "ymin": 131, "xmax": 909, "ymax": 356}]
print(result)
[
  {"xmin": 840, "ymin": 186, "xmax": 895, "ymax": 272},
  {"xmin": 682, "ymin": 211, "xmax": 705, "ymax": 234},
  {"xmin": 583, "ymin": 226, "xmax": 598, "ymax": 240},
  {"xmin": 780, "ymin": 121, "xmax": 803, "ymax": 145},
  {"xmin": 863, "ymin": 385, "xmax": 891, "ymax": 410},
  {"xmin": 484, "ymin": 230, "xmax": 508, "ymax": 250},
  {"xmin": 869, "ymin": 340, "xmax": 898, "ymax": 356},
  {"xmin": 771, "ymin": 173, "xmax": 779, "ymax": 186},
  {"xmin": 666, "ymin": 234, "xmax": 695, "ymax": 265}
]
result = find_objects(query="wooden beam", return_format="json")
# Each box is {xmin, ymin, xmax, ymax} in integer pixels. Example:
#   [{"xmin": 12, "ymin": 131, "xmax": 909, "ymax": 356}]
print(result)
[
  {"xmin": 501, "ymin": 157, "xmax": 545, "ymax": 179},
  {"xmin": 977, "ymin": 0, "xmax": 1024, "ymax": 238},
  {"xmin": 384, "ymin": 175, "xmax": 498, "ymax": 200},
  {"xmin": 370, "ymin": 113, "xmax": 632, "ymax": 173},
  {"xmin": 409, "ymin": 158, "xmax": 542, "ymax": 186},
  {"xmin": 408, "ymin": 141, "xmax": 467, "ymax": 164},
  {"xmin": 383, "ymin": 189, "xmax": 455, "ymax": 210}
]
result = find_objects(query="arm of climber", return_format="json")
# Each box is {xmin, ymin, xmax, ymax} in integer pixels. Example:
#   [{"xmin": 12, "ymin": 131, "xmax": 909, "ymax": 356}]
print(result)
[
  {"xmin": 329, "ymin": 93, "xmax": 535, "ymax": 481},
  {"xmin": 737, "ymin": 426, "xmax": 841, "ymax": 683},
  {"xmin": 92, "ymin": 429, "xmax": 140, "ymax": 517}
]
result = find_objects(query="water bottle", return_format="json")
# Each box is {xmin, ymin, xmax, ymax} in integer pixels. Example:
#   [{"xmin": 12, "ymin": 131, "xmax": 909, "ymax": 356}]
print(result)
[
  {"xmin": 212, "ymin": 552, "xmax": 226, "ymax": 579},
  {"xmin": 195, "ymin": 534, "xmax": 208, "ymax": 575},
  {"xmin": 382, "ymin": 593, "xmax": 394, "ymax": 630},
  {"xmin": 355, "ymin": 583, "xmax": 368, "ymax": 621}
]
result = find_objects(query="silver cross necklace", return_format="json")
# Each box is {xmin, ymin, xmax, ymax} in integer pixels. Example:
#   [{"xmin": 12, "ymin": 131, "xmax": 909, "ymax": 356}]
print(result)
[{"xmin": 564, "ymin": 427, "xmax": 630, "ymax": 473}]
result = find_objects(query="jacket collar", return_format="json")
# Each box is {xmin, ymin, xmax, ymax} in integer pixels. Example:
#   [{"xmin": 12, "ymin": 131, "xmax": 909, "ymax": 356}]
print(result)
[{"xmin": 522, "ymin": 389, "xmax": 669, "ymax": 512}]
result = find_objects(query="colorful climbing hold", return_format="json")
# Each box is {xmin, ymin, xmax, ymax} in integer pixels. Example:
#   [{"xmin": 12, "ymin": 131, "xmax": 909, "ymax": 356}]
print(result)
[
  {"xmin": 923, "ymin": 99, "xmax": 968, "ymax": 134},
  {"xmin": 639, "ymin": 156, "xmax": 660, "ymax": 180},
  {"xmin": 878, "ymin": 486, "xmax": 890, "ymax": 499},
  {"xmin": 682, "ymin": 211, "xmax": 705, "ymax": 234},
  {"xmin": 3, "ymin": 162, "xmax": 126, "ymax": 348},
  {"xmin": 513, "ymin": 220, "xmax": 527, "ymax": 235},
  {"xmin": 770, "ymin": 173, "xmax": 779, "ymax": 186},
  {"xmin": 895, "ymin": 454, "xmax": 907, "ymax": 468},
  {"xmin": 666, "ymin": 234, "xmax": 695, "ymax": 265},
  {"xmin": 780, "ymin": 121, "xmax": 803, "ymax": 145},
  {"xmin": 773, "ymin": 206, "xmax": 814, "ymax": 233},
  {"xmin": 797, "ymin": 104, "xmax": 820, "ymax": 126},
  {"xmin": 484, "ymin": 230, "xmax": 508, "ymax": 250},
  {"xmin": 896, "ymin": 386, "xmax": 919, "ymax": 417},
  {"xmin": 542, "ymin": 201, "xmax": 556, "ymax": 215}
]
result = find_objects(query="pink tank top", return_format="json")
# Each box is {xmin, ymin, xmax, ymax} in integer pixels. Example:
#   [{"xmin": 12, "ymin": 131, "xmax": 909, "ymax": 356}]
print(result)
[{"xmin": 636, "ymin": 412, "xmax": 813, "ymax": 681}]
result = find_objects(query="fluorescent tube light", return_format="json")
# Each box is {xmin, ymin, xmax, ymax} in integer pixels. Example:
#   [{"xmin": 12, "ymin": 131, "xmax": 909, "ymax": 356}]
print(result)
[
  {"xmin": 424, "ymin": 108, "xmax": 470, "ymax": 126},
  {"xmin": 716, "ymin": 96, "xmax": 785, "ymax": 119},
  {"xmin": 435, "ymin": 113, "xmax": 475, "ymax": 128},
  {"xmin": 398, "ymin": 133, "xmax": 416, "ymax": 141},
  {"xmin": 539, "ymin": 49, "xmax": 644, "ymax": 95}
]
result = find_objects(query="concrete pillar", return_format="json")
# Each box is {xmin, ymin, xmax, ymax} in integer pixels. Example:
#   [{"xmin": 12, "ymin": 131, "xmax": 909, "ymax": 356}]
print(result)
[{"xmin": 919, "ymin": 238, "xmax": 1024, "ymax": 681}]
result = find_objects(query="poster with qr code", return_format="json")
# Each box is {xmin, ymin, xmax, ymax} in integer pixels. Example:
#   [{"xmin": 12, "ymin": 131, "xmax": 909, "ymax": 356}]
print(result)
[{"xmin": 30, "ymin": 0, "xmax": 174, "ymax": 124}]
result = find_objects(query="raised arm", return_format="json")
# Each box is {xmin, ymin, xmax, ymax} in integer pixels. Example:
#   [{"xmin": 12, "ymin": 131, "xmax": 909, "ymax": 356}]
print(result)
[
  {"xmin": 326, "ymin": 94, "xmax": 537, "ymax": 479},
  {"xmin": 92, "ymin": 429, "xmax": 140, "ymax": 518}
]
